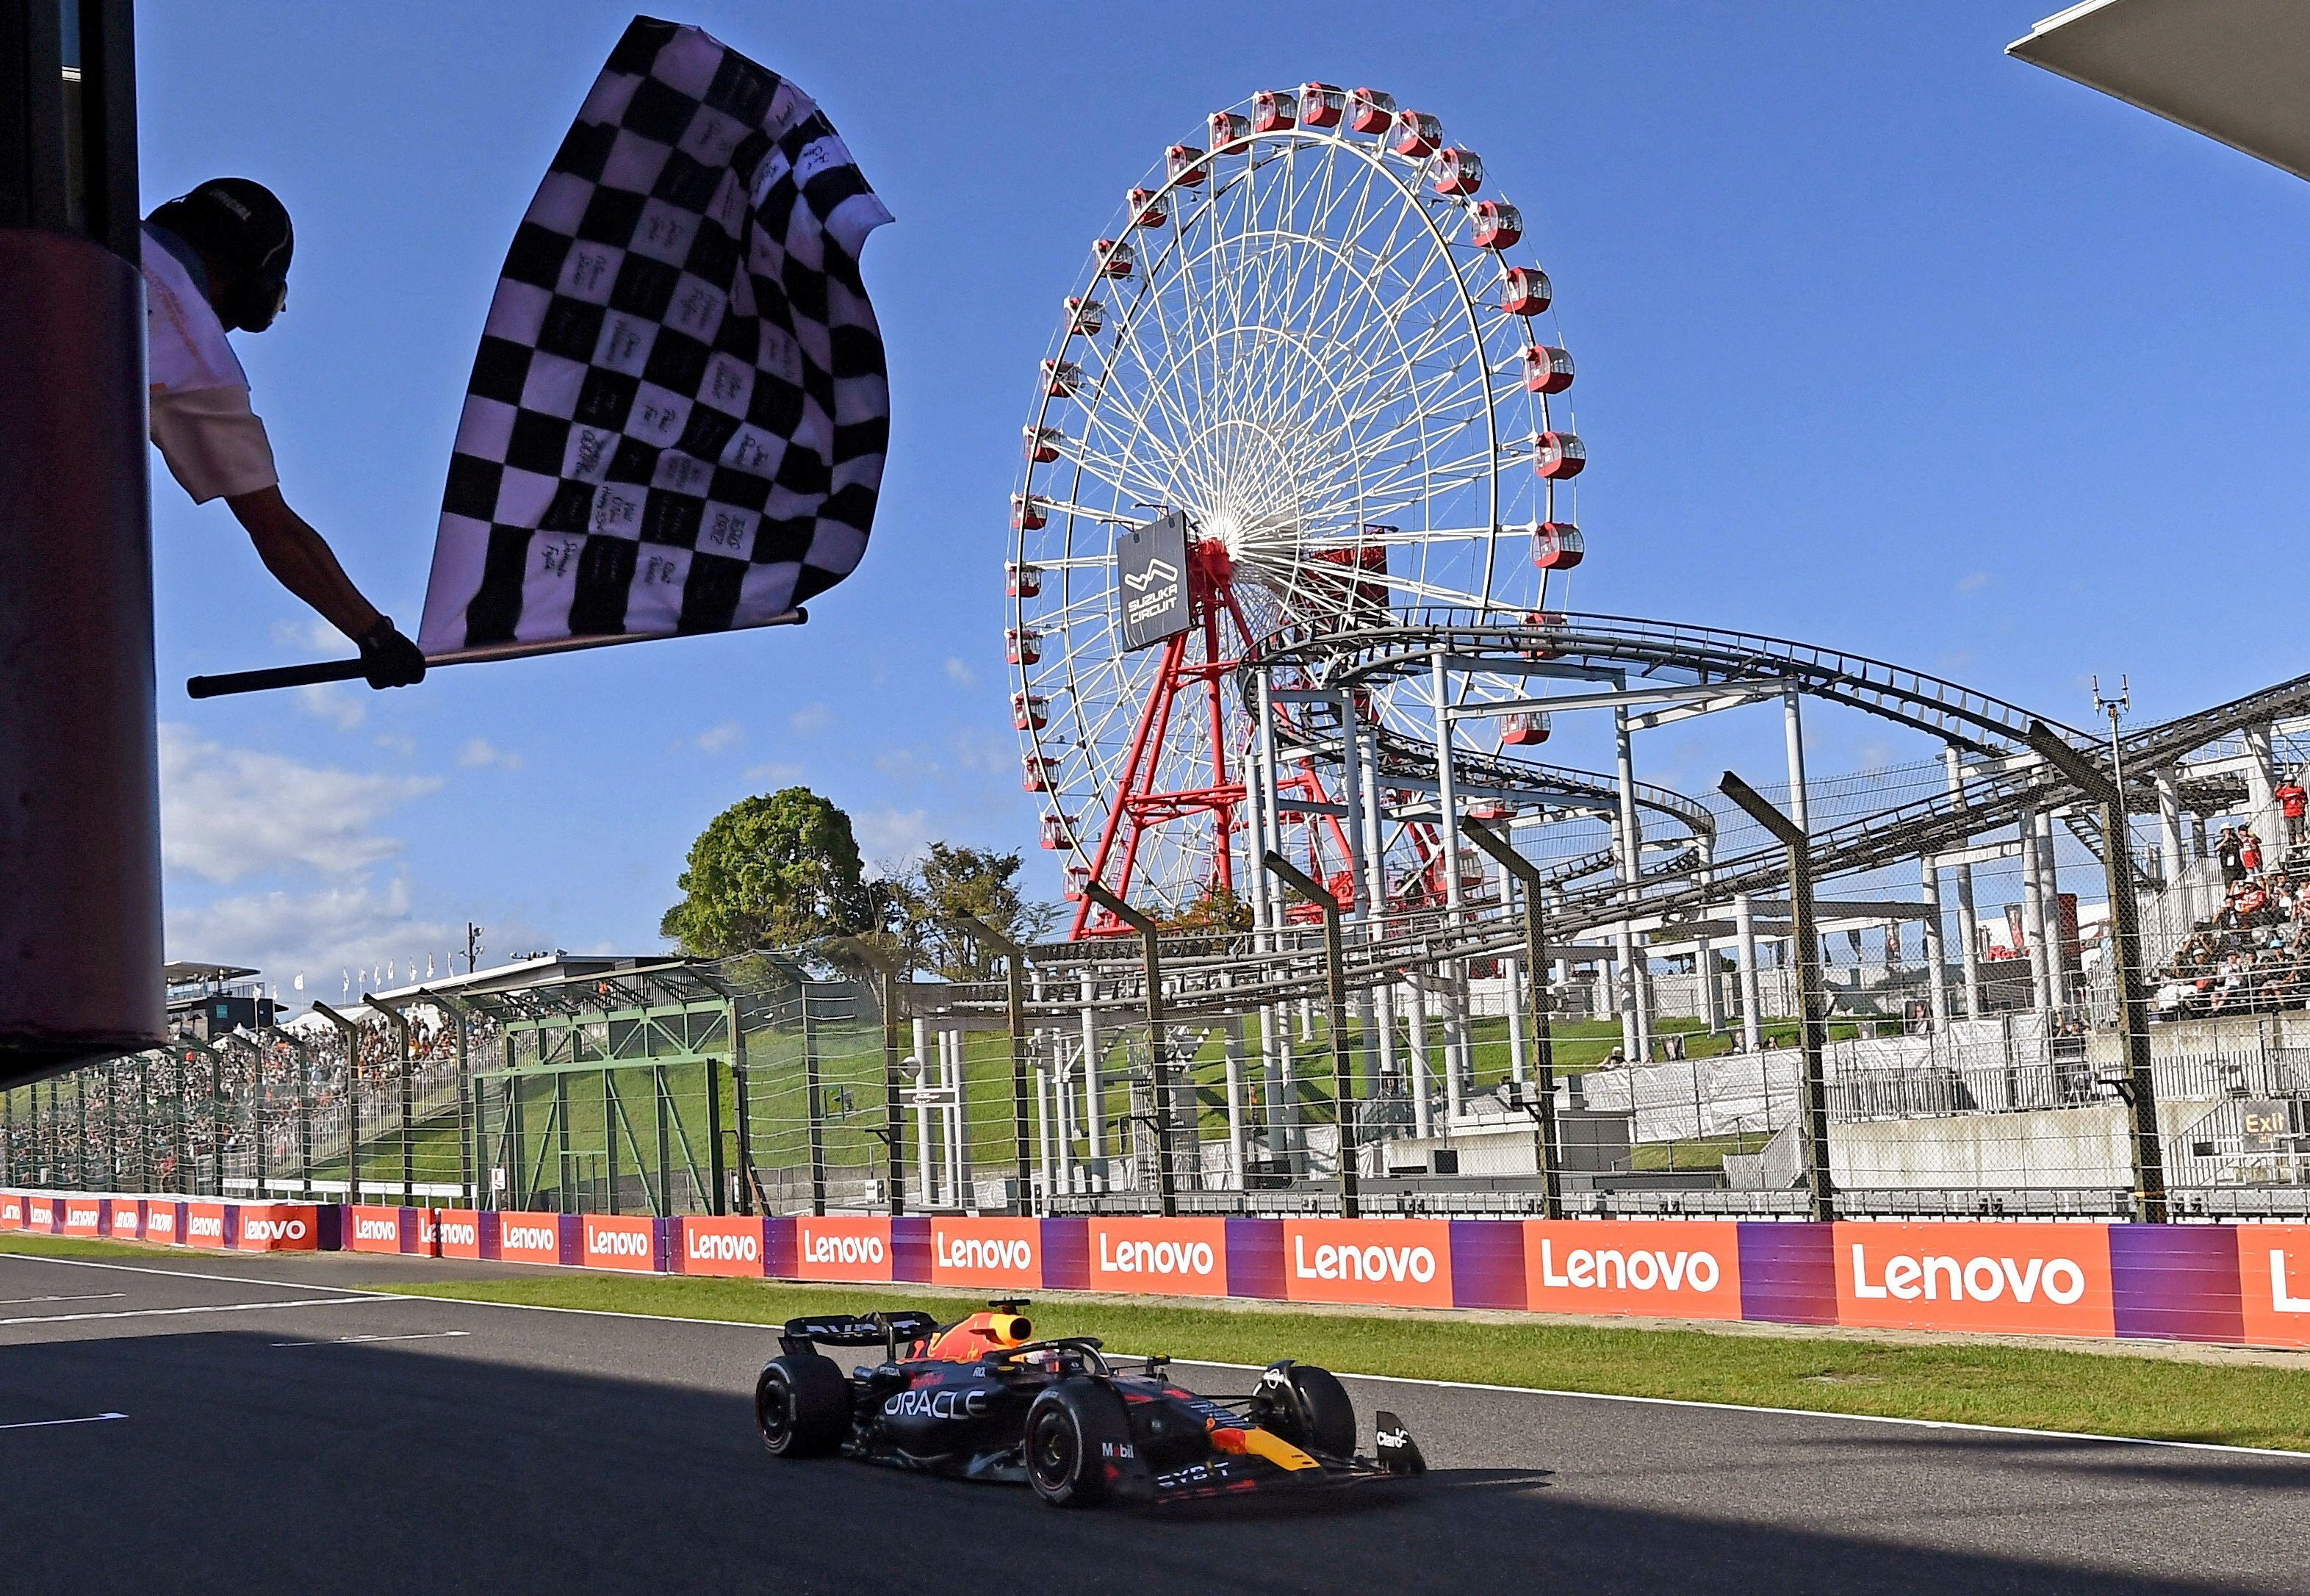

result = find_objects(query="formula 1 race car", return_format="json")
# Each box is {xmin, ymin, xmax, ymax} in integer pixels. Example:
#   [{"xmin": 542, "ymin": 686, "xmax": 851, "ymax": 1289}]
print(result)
[{"xmin": 753, "ymin": 1301, "xmax": 1425, "ymax": 1508}]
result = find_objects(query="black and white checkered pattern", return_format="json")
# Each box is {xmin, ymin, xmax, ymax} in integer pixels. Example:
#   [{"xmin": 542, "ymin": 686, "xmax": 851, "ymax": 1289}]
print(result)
[{"xmin": 418, "ymin": 17, "xmax": 891, "ymax": 654}]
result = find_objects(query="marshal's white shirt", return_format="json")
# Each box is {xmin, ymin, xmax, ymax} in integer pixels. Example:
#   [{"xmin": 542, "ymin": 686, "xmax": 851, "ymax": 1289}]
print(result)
[{"xmin": 142, "ymin": 223, "xmax": 279, "ymax": 503}]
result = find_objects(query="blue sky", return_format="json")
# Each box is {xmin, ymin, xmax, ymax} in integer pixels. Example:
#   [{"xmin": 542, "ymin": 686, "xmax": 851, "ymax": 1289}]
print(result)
[{"xmin": 140, "ymin": 1, "xmax": 2310, "ymax": 987}]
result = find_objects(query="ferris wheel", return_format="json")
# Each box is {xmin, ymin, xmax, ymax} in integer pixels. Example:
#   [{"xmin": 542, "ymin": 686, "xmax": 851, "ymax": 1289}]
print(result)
[{"xmin": 1007, "ymin": 84, "xmax": 1586, "ymax": 935}]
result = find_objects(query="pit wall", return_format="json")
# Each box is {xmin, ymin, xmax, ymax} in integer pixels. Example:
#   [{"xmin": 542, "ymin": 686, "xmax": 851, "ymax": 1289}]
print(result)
[{"xmin": 4, "ymin": 1190, "xmax": 2304, "ymax": 1351}]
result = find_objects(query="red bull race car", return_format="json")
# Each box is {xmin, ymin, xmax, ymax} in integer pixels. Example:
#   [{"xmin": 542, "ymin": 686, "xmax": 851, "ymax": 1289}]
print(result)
[{"xmin": 753, "ymin": 1300, "xmax": 1425, "ymax": 1508}]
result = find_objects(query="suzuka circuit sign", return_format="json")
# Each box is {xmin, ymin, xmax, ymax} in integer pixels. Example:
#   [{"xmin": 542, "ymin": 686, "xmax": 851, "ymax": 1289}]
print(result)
[{"xmin": 1117, "ymin": 511, "xmax": 1191, "ymax": 651}]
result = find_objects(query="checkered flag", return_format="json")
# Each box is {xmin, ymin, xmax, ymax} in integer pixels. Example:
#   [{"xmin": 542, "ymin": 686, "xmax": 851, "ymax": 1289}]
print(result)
[{"xmin": 417, "ymin": 17, "xmax": 891, "ymax": 655}]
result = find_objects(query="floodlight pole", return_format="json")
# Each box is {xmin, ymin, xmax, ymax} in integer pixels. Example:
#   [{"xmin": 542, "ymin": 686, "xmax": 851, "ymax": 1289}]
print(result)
[
  {"xmin": 1259, "ymin": 853, "xmax": 1360, "ymax": 1218},
  {"xmin": 945, "ymin": 916, "xmax": 1037, "ymax": 1215},
  {"xmin": 2025, "ymin": 720, "xmax": 2167, "ymax": 1223},
  {"xmin": 1081, "ymin": 883, "xmax": 1178, "ymax": 1217},
  {"xmin": 1718, "ymin": 772, "xmax": 1835, "ymax": 1222},
  {"xmin": 833, "ymin": 938, "xmax": 908, "ymax": 1218},
  {"xmin": 1458, "ymin": 821, "xmax": 1563, "ymax": 1219}
]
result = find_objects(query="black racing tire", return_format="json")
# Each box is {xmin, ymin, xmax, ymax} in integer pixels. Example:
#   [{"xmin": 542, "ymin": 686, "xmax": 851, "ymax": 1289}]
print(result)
[
  {"xmin": 755, "ymin": 1353, "xmax": 850, "ymax": 1458},
  {"xmin": 1023, "ymin": 1380, "xmax": 1130, "ymax": 1508},
  {"xmin": 1261, "ymin": 1361, "xmax": 1358, "ymax": 1459}
]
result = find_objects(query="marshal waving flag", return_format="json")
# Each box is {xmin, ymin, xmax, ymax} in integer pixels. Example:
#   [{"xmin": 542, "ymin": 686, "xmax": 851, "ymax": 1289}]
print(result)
[{"xmin": 415, "ymin": 17, "xmax": 892, "ymax": 654}]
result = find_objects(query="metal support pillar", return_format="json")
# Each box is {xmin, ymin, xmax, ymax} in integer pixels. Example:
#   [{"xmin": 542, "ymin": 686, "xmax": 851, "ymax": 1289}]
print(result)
[
  {"xmin": 1083, "ymin": 883, "xmax": 1177, "ymax": 1216},
  {"xmin": 1734, "ymin": 893, "xmax": 1764, "ymax": 1054},
  {"xmin": 1944, "ymin": 749, "xmax": 1985, "ymax": 1019},
  {"xmin": 801, "ymin": 985, "xmax": 827, "ymax": 1215},
  {"xmin": 1463, "ymin": 821, "xmax": 1562, "ymax": 1217},
  {"xmin": 729, "ymin": 1000, "xmax": 757, "ymax": 1215},
  {"xmin": 1263, "ymin": 851, "xmax": 1361, "ymax": 1216},
  {"xmin": 1920, "ymin": 859, "xmax": 1949, "ymax": 1032}
]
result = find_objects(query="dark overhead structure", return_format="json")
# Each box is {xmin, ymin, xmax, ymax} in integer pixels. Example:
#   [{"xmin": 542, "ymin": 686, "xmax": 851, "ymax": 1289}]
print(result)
[
  {"xmin": 2009, "ymin": 0, "xmax": 2310, "ymax": 181},
  {"xmin": 0, "ymin": 1, "xmax": 165, "ymax": 1084}
]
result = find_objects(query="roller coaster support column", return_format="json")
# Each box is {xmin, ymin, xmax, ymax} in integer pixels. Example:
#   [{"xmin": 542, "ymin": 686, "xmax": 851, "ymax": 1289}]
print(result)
[
  {"xmin": 2037, "ymin": 810, "xmax": 2071, "ymax": 1004},
  {"xmin": 946, "ymin": 915, "xmax": 1035, "ymax": 1215},
  {"xmin": 2154, "ymin": 772, "xmax": 2187, "ymax": 892},
  {"xmin": 1264, "ymin": 852, "xmax": 1361, "ymax": 1218},
  {"xmin": 2018, "ymin": 805, "xmax": 2054, "ymax": 1016},
  {"xmin": 1613, "ymin": 708, "xmax": 1647, "ymax": 1063},
  {"xmin": 1329, "ymin": 692, "xmax": 1384, "ymax": 1104},
  {"xmin": 1695, "ymin": 838, "xmax": 1723, "ymax": 1035},
  {"xmin": 1919, "ymin": 860, "xmax": 1951, "ymax": 1034},
  {"xmin": 1734, "ymin": 894, "xmax": 1764, "ymax": 1054},
  {"xmin": 1943, "ymin": 750, "xmax": 1985, "ymax": 1019},
  {"xmin": 1082, "ymin": 883, "xmax": 1179, "ymax": 1217},
  {"xmin": 2243, "ymin": 725, "xmax": 2278, "ymax": 838},
  {"xmin": 1077, "ymin": 968, "xmax": 1104, "ymax": 1173},
  {"xmin": 1719, "ymin": 772, "xmax": 1835, "ymax": 1222},
  {"xmin": 2026, "ymin": 723, "xmax": 2167, "ymax": 1223},
  {"xmin": 1462, "ymin": 822, "xmax": 1563, "ymax": 1218},
  {"xmin": 1430, "ymin": 658, "xmax": 1475, "ymax": 1093},
  {"xmin": 1356, "ymin": 722, "xmax": 1398, "ymax": 1090}
]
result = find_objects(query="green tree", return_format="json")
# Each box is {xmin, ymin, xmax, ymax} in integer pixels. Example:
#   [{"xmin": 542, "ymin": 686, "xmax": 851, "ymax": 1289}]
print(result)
[
  {"xmin": 889, "ymin": 842, "xmax": 1057, "ymax": 979},
  {"xmin": 660, "ymin": 788, "xmax": 875, "ymax": 956}
]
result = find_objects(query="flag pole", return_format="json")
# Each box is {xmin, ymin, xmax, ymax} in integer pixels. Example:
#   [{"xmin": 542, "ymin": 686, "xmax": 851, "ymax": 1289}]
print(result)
[{"xmin": 184, "ymin": 607, "xmax": 809, "ymax": 700}]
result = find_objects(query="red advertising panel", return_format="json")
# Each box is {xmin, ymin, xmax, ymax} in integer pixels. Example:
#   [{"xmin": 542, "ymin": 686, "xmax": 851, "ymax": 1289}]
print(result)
[
  {"xmin": 580, "ymin": 1214, "xmax": 658, "ymax": 1273},
  {"xmin": 928, "ymin": 1217, "xmax": 1043, "ymax": 1290},
  {"xmin": 792, "ymin": 1216, "xmax": 895, "ymax": 1282},
  {"xmin": 346, "ymin": 1205, "xmax": 406, "ymax": 1254},
  {"xmin": 0, "ymin": 1192, "xmax": 21, "ymax": 1229},
  {"xmin": 144, "ymin": 1202, "xmax": 179, "ymax": 1244},
  {"xmin": 107, "ymin": 1198, "xmax": 141, "ymax": 1240},
  {"xmin": 1283, "ymin": 1218, "xmax": 1455, "ymax": 1308},
  {"xmin": 412, "ymin": 1208, "xmax": 441, "ymax": 1257},
  {"xmin": 1524, "ymin": 1219, "xmax": 1744, "ymax": 1320},
  {"xmin": 2237, "ymin": 1224, "xmax": 2310, "ymax": 1350},
  {"xmin": 62, "ymin": 1198, "xmax": 104, "ymax": 1237},
  {"xmin": 1085, "ymin": 1217, "xmax": 1228, "ymax": 1297},
  {"xmin": 185, "ymin": 1201, "xmax": 230, "ymax": 1250},
  {"xmin": 1835, "ymin": 1221, "xmax": 2115, "ymax": 1337},
  {"xmin": 678, "ymin": 1216, "xmax": 767, "ymax": 1278},
  {"xmin": 497, "ymin": 1212, "xmax": 564, "ymax": 1266},
  {"xmin": 234, "ymin": 1204, "xmax": 319, "ymax": 1252},
  {"xmin": 436, "ymin": 1209, "xmax": 486, "ymax": 1260},
  {"xmin": 26, "ymin": 1196, "xmax": 57, "ymax": 1232}
]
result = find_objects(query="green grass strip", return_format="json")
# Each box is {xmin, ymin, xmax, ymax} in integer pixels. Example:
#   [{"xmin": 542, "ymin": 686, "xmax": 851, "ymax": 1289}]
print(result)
[{"xmin": 363, "ymin": 1270, "xmax": 2310, "ymax": 1453}]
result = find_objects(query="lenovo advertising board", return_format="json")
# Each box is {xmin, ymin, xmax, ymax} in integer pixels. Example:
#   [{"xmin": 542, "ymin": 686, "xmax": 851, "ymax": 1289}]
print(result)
[
  {"xmin": 144, "ymin": 1201, "xmax": 179, "ymax": 1243},
  {"xmin": 497, "ymin": 1212, "xmax": 567, "ymax": 1267},
  {"xmin": 0, "ymin": 1192, "xmax": 21, "ymax": 1229},
  {"xmin": 26, "ymin": 1195, "xmax": 56, "ymax": 1232},
  {"xmin": 1524, "ymin": 1219, "xmax": 1744, "ymax": 1320},
  {"xmin": 107, "ymin": 1196, "xmax": 140, "ymax": 1240},
  {"xmin": 2237, "ymin": 1224, "xmax": 2310, "ymax": 1349},
  {"xmin": 234, "ymin": 1204, "xmax": 320, "ymax": 1252},
  {"xmin": 1116, "ymin": 511, "xmax": 1192, "ymax": 652},
  {"xmin": 347, "ymin": 1205, "xmax": 407, "ymax": 1254},
  {"xmin": 1835, "ymin": 1221, "xmax": 2115, "ymax": 1337},
  {"xmin": 1085, "ymin": 1217, "xmax": 1229, "ymax": 1297},
  {"xmin": 61, "ymin": 1198, "xmax": 104, "ymax": 1237},
  {"xmin": 186, "ymin": 1201, "xmax": 229, "ymax": 1249},
  {"xmin": 436, "ymin": 1209, "xmax": 489, "ymax": 1260},
  {"xmin": 793, "ymin": 1216, "xmax": 897, "ymax": 1283},
  {"xmin": 580, "ymin": 1214, "xmax": 661, "ymax": 1273},
  {"xmin": 928, "ymin": 1217, "xmax": 1043, "ymax": 1290},
  {"xmin": 1283, "ymin": 1218, "xmax": 1455, "ymax": 1309},
  {"xmin": 677, "ymin": 1216, "xmax": 769, "ymax": 1278}
]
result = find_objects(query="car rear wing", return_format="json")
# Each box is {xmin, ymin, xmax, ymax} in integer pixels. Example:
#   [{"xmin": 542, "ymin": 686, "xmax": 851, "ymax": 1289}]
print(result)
[{"xmin": 781, "ymin": 1311, "xmax": 940, "ymax": 1356}]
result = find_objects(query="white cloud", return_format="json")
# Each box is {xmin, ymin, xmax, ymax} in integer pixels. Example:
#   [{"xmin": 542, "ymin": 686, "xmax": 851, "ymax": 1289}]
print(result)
[
  {"xmin": 165, "ymin": 873, "xmax": 457, "ymax": 979},
  {"xmin": 457, "ymin": 736, "xmax": 523, "ymax": 771},
  {"xmin": 270, "ymin": 616, "xmax": 346, "ymax": 652},
  {"xmin": 695, "ymin": 720, "xmax": 743, "ymax": 754},
  {"xmin": 294, "ymin": 683, "xmax": 365, "ymax": 730},
  {"xmin": 744, "ymin": 761, "xmax": 805, "ymax": 786},
  {"xmin": 1955, "ymin": 571, "xmax": 1988, "ymax": 594},
  {"xmin": 943, "ymin": 656, "xmax": 976, "ymax": 687},
  {"xmin": 874, "ymin": 747, "xmax": 940, "ymax": 780},
  {"xmin": 158, "ymin": 723, "xmax": 439, "ymax": 884},
  {"xmin": 790, "ymin": 703, "xmax": 832, "ymax": 735},
  {"xmin": 373, "ymin": 731, "xmax": 418, "ymax": 757},
  {"xmin": 853, "ymin": 805, "xmax": 932, "ymax": 865}
]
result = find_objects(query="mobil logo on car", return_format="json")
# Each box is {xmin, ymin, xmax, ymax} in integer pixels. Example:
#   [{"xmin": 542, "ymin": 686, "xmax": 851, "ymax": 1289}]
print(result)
[
  {"xmin": 581, "ymin": 1215, "xmax": 660, "ymax": 1273},
  {"xmin": 1524, "ymin": 1219, "xmax": 1743, "ymax": 1320},
  {"xmin": 794, "ymin": 1217, "xmax": 896, "ymax": 1283},
  {"xmin": 929, "ymin": 1218, "xmax": 1041, "ymax": 1290},
  {"xmin": 186, "ymin": 1202, "xmax": 230, "ymax": 1249},
  {"xmin": 1087, "ymin": 1218, "xmax": 1228, "ymax": 1297},
  {"xmin": 497, "ymin": 1213, "xmax": 566, "ymax": 1266},
  {"xmin": 1835, "ymin": 1222, "xmax": 2115, "ymax": 1337},
  {"xmin": 679, "ymin": 1217, "xmax": 767, "ymax": 1278},
  {"xmin": 2239, "ymin": 1223, "xmax": 2310, "ymax": 1349},
  {"xmin": 1284, "ymin": 1218, "xmax": 1456, "ymax": 1309}
]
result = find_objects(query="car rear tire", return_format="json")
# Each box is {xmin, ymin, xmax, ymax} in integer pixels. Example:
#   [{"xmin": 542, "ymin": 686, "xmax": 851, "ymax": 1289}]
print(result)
[
  {"xmin": 755, "ymin": 1353, "xmax": 850, "ymax": 1458},
  {"xmin": 1023, "ymin": 1381, "xmax": 1129, "ymax": 1507},
  {"xmin": 1260, "ymin": 1361, "xmax": 1357, "ymax": 1458}
]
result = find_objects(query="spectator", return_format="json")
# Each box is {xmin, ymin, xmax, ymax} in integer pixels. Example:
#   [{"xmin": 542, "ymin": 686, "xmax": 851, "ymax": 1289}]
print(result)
[
  {"xmin": 2217, "ymin": 826, "xmax": 2245, "ymax": 887},
  {"xmin": 2241, "ymin": 827, "xmax": 2265, "ymax": 876},
  {"xmin": 2280, "ymin": 774, "xmax": 2309, "ymax": 854}
]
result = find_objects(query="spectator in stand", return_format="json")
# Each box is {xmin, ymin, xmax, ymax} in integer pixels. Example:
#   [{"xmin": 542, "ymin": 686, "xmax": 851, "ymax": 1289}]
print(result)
[
  {"xmin": 2217, "ymin": 826, "xmax": 2245, "ymax": 887},
  {"xmin": 2279, "ymin": 774, "xmax": 2309, "ymax": 855},
  {"xmin": 2241, "ymin": 827, "xmax": 2265, "ymax": 877}
]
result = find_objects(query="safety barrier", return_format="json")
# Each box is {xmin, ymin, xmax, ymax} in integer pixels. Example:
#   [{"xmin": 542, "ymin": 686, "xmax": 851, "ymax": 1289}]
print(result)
[{"xmin": 3, "ymin": 1188, "xmax": 2303, "ymax": 1349}]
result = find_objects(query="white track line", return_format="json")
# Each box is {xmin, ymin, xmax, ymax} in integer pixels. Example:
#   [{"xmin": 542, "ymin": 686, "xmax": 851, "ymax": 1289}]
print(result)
[
  {"xmin": 0, "ymin": 1254, "xmax": 397, "ymax": 1295},
  {"xmin": 269, "ymin": 1331, "xmax": 472, "ymax": 1349},
  {"xmin": 0, "ymin": 1413, "xmax": 126, "ymax": 1434},
  {"xmin": 0, "ymin": 1297, "xmax": 370, "ymax": 1327},
  {"xmin": 1167, "ymin": 1358, "xmax": 2310, "ymax": 1462},
  {"xmin": 0, "ymin": 1293, "xmax": 126, "ymax": 1306}
]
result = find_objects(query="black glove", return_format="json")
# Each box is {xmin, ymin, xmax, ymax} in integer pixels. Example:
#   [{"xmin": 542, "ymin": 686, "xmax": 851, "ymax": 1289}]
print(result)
[{"xmin": 357, "ymin": 618, "xmax": 428, "ymax": 689}]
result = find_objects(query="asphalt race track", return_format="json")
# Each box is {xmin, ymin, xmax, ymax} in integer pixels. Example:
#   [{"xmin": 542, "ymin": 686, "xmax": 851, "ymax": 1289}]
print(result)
[{"xmin": 1, "ymin": 1250, "xmax": 2303, "ymax": 1595}]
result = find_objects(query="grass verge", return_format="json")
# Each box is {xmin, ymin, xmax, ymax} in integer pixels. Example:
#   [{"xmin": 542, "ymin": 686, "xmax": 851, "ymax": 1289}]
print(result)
[{"xmin": 364, "ymin": 1269, "xmax": 2310, "ymax": 1453}]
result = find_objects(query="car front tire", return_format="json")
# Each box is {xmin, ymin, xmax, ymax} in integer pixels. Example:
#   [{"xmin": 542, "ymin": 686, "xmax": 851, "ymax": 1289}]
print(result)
[{"xmin": 1023, "ymin": 1381, "xmax": 1129, "ymax": 1507}]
